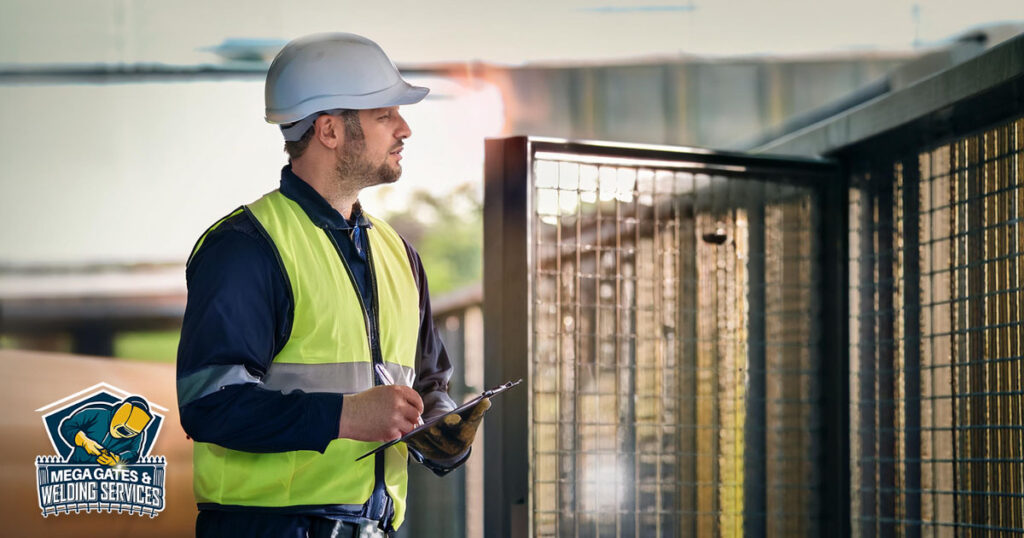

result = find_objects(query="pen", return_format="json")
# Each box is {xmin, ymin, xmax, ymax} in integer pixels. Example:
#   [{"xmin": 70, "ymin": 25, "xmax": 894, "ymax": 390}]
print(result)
[{"xmin": 374, "ymin": 363, "xmax": 424, "ymax": 426}]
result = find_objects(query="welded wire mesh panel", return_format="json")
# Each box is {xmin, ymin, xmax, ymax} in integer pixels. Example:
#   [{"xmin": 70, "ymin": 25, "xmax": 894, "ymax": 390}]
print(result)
[
  {"xmin": 850, "ymin": 116, "xmax": 1024, "ymax": 537},
  {"xmin": 527, "ymin": 146, "xmax": 824, "ymax": 537},
  {"xmin": 762, "ymin": 194, "xmax": 821, "ymax": 536}
]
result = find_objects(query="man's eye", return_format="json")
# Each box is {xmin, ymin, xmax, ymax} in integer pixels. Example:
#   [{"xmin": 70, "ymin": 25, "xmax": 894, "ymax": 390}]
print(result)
[{"xmin": 379, "ymin": 113, "xmax": 391, "ymax": 120}]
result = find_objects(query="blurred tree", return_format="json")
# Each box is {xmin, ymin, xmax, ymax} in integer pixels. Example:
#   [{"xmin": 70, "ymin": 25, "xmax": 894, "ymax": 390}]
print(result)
[
  {"xmin": 383, "ymin": 184, "xmax": 482, "ymax": 297},
  {"xmin": 115, "ymin": 330, "xmax": 180, "ymax": 362}
]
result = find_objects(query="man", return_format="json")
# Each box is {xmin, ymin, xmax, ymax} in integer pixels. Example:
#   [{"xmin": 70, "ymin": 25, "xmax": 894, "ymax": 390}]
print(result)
[
  {"xmin": 176, "ymin": 33, "xmax": 487, "ymax": 538},
  {"xmin": 60, "ymin": 396, "xmax": 153, "ymax": 466}
]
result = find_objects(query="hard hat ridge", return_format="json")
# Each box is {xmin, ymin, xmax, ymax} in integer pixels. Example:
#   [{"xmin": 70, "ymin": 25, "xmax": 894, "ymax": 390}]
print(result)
[{"xmin": 265, "ymin": 32, "xmax": 428, "ymax": 138}]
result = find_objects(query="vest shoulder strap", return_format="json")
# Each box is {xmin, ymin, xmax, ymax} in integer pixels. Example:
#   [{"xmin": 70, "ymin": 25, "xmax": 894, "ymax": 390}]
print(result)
[{"xmin": 186, "ymin": 206, "xmax": 245, "ymax": 268}]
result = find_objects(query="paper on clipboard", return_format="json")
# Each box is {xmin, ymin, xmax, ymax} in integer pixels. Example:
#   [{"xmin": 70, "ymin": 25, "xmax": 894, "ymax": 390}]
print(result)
[{"xmin": 355, "ymin": 379, "xmax": 522, "ymax": 461}]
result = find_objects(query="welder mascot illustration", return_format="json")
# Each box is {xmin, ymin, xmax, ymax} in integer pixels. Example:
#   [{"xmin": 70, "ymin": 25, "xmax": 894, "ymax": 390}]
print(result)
[{"xmin": 59, "ymin": 396, "xmax": 153, "ymax": 466}]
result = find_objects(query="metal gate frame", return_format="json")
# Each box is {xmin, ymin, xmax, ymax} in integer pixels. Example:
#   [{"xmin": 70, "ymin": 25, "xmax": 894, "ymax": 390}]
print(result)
[
  {"xmin": 483, "ymin": 137, "xmax": 847, "ymax": 537},
  {"xmin": 760, "ymin": 33, "xmax": 1024, "ymax": 538}
]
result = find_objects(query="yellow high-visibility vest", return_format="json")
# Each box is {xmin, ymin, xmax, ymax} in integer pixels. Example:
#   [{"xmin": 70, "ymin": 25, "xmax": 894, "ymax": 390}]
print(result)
[{"xmin": 189, "ymin": 190, "xmax": 420, "ymax": 529}]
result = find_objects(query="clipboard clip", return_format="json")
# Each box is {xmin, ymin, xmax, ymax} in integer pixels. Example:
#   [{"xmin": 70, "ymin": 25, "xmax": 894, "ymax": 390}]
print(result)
[{"xmin": 482, "ymin": 378, "xmax": 521, "ymax": 399}]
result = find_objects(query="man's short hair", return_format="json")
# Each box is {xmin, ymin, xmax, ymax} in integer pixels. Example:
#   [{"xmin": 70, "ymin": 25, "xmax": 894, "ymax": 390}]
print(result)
[{"xmin": 284, "ymin": 110, "xmax": 365, "ymax": 160}]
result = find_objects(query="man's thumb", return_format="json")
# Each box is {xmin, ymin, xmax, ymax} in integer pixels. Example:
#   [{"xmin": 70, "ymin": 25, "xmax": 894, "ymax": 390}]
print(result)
[{"xmin": 467, "ymin": 398, "xmax": 491, "ymax": 422}]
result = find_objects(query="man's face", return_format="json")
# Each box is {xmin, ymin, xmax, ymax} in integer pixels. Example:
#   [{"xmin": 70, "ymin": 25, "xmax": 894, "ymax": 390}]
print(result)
[{"xmin": 335, "ymin": 106, "xmax": 411, "ymax": 187}]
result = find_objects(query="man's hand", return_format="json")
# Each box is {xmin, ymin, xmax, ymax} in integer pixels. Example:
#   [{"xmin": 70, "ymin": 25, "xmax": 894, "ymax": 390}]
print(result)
[
  {"xmin": 74, "ymin": 431, "xmax": 105, "ymax": 456},
  {"xmin": 338, "ymin": 385, "xmax": 424, "ymax": 442},
  {"xmin": 407, "ymin": 397, "xmax": 490, "ymax": 461},
  {"xmin": 97, "ymin": 450, "xmax": 121, "ymax": 467}
]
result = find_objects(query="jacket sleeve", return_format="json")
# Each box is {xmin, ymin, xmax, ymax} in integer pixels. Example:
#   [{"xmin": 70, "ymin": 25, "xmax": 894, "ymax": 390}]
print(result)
[
  {"xmin": 176, "ymin": 220, "xmax": 343, "ymax": 454},
  {"xmin": 403, "ymin": 240, "xmax": 471, "ymax": 475},
  {"xmin": 59, "ymin": 408, "xmax": 103, "ymax": 447}
]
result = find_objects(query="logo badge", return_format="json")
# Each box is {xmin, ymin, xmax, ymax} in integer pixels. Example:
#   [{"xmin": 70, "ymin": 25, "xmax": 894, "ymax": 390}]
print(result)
[{"xmin": 34, "ymin": 383, "xmax": 167, "ymax": 518}]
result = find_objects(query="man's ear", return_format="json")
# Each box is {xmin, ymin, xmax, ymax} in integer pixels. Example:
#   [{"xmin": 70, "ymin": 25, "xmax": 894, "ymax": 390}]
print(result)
[{"xmin": 313, "ymin": 114, "xmax": 343, "ymax": 150}]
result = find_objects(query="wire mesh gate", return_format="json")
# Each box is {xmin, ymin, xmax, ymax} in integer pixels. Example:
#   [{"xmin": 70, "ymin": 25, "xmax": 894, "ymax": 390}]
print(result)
[
  {"xmin": 849, "ymin": 116, "xmax": 1024, "ymax": 537},
  {"xmin": 483, "ymin": 138, "xmax": 841, "ymax": 537}
]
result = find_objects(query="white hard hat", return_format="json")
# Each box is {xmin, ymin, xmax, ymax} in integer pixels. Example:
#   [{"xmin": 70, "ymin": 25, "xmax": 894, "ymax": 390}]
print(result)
[{"xmin": 265, "ymin": 33, "xmax": 428, "ymax": 138}]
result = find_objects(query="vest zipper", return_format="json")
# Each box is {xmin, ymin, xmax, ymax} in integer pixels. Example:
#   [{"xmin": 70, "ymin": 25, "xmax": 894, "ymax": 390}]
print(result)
[
  {"xmin": 321, "ymin": 226, "xmax": 390, "ymax": 524},
  {"xmin": 363, "ymin": 235, "xmax": 386, "ymax": 373},
  {"xmin": 321, "ymin": 228, "xmax": 385, "ymax": 378}
]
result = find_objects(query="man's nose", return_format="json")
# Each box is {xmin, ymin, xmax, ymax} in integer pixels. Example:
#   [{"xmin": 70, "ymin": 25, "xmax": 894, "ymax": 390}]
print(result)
[{"xmin": 395, "ymin": 113, "xmax": 411, "ymax": 140}]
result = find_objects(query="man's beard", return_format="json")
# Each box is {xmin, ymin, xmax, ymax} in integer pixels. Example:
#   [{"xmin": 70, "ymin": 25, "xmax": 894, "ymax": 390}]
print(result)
[{"xmin": 334, "ymin": 138, "xmax": 401, "ymax": 188}]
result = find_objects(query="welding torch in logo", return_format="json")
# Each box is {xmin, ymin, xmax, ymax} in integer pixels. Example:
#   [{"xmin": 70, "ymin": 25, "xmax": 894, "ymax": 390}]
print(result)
[{"xmin": 59, "ymin": 396, "xmax": 153, "ymax": 467}]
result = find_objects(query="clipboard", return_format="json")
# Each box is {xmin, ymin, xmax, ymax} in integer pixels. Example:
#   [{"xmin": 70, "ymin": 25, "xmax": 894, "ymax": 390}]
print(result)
[{"xmin": 355, "ymin": 379, "xmax": 521, "ymax": 461}]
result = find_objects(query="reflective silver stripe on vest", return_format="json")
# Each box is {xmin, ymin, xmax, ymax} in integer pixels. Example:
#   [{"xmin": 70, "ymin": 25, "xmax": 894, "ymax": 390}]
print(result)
[
  {"xmin": 178, "ymin": 364, "xmax": 262, "ymax": 406},
  {"xmin": 179, "ymin": 362, "xmax": 416, "ymax": 404},
  {"xmin": 262, "ymin": 361, "xmax": 416, "ymax": 394},
  {"xmin": 382, "ymin": 361, "xmax": 416, "ymax": 387}
]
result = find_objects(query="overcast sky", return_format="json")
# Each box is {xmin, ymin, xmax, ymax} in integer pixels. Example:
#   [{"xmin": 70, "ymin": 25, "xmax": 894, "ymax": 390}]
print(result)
[{"xmin": 2, "ymin": 0, "xmax": 1023, "ymax": 66}]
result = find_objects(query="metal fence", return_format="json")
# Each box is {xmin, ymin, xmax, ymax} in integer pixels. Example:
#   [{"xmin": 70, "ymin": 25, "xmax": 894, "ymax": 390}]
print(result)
[
  {"xmin": 483, "ymin": 35, "xmax": 1024, "ymax": 538},
  {"xmin": 849, "ymin": 116, "xmax": 1024, "ymax": 537},
  {"xmin": 484, "ymin": 138, "xmax": 839, "ymax": 537}
]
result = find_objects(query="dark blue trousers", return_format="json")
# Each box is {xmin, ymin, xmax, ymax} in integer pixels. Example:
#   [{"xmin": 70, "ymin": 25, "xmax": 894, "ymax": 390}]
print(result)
[{"xmin": 196, "ymin": 511, "xmax": 392, "ymax": 538}]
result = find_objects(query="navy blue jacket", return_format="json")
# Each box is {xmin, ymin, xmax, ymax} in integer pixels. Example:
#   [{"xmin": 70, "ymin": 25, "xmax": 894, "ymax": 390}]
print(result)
[
  {"xmin": 60, "ymin": 405, "xmax": 146, "ymax": 464},
  {"xmin": 177, "ymin": 166, "xmax": 462, "ymax": 520}
]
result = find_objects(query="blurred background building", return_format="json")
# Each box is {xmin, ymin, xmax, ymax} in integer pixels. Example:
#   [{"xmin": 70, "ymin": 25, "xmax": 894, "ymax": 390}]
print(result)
[{"xmin": 1, "ymin": 1, "xmax": 1023, "ymax": 536}]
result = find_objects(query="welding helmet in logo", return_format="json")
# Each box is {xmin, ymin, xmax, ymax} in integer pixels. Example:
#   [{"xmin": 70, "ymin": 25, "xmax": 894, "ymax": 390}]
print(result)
[{"xmin": 110, "ymin": 396, "xmax": 152, "ymax": 439}]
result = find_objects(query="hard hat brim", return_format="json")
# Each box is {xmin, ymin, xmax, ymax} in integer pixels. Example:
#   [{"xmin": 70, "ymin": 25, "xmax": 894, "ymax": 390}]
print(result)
[{"xmin": 265, "ymin": 80, "xmax": 429, "ymax": 125}]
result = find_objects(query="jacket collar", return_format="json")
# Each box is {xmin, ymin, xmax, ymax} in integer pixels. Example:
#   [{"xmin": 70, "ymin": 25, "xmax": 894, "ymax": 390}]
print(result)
[{"xmin": 279, "ymin": 165, "xmax": 373, "ymax": 231}]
